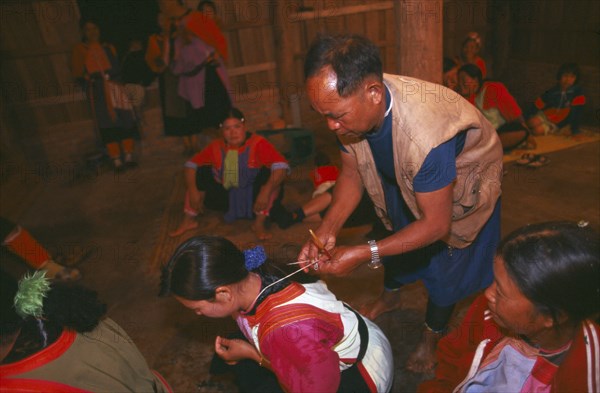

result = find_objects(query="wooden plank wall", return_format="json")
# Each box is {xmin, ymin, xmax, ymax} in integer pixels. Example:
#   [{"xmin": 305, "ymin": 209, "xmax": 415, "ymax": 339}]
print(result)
[
  {"xmin": 6, "ymin": 0, "xmax": 593, "ymax": 164},
  {"xmin": 202, "ymin": 0, "xmax": 398, "ymax": 128},
  {"xmin": 0, "ymin": 0, "xmax": 86, "ymax": 130}
]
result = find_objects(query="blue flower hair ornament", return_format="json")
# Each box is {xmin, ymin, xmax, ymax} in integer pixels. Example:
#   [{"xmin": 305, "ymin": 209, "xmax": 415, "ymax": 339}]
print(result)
[{"xmin": 243, "ymin": 246, "xmax": 267, "ymax": 271}]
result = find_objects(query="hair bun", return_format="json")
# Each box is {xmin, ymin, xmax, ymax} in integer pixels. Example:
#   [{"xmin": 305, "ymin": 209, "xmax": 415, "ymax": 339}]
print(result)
[{"xmin": 243, "ymin": 246, "xmax": 267, "ymax": 270}]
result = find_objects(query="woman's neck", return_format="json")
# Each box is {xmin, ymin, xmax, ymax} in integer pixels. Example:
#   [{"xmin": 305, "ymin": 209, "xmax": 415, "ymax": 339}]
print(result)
[
  {"xmin": 238, "ymin": 273, "xmax": 263, "ymax": 313},
  {"xmin": 527, "ymin": 321, "xmax": 578, "ymax": 352}
]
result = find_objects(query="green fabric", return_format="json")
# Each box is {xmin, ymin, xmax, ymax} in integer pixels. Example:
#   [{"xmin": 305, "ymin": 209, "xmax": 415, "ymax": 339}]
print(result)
[
  {"xmin": 1, "ymin": 318, "xmax": 171, "ymax": 392},
  {"xmin": 222, "ymin": 149, "xmax": 239, "ymax": 189}
]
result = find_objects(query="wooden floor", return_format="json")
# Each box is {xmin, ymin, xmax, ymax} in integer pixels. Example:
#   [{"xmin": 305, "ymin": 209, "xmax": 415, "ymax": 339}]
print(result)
[{"xmin": 1, "ymin": 127, "xmax": 598, "ymax": 392}]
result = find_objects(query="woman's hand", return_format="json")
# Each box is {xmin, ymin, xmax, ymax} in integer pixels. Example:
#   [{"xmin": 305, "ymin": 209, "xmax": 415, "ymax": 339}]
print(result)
[{"xmin": 214, "ymin": 336, "xmax": 260, "ymax": 365}]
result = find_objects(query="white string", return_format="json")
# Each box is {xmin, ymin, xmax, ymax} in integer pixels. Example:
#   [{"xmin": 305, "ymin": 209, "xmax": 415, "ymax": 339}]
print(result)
[
  {"xmin": 286, "ymin": 259, "xmax": 311, "ymax": 266},
  {"xmin": 384, "ymin": 85, "xmax": 394, "ymax": 117},
  {"xmin": 246, "ymin": 259, "xmax": 319, "ymax": 312}
]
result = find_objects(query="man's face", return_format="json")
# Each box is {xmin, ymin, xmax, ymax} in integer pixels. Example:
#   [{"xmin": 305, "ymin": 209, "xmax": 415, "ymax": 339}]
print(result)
[{"xmin": 306, "ymin": 67, "xmax": 384, "ymax": 138}]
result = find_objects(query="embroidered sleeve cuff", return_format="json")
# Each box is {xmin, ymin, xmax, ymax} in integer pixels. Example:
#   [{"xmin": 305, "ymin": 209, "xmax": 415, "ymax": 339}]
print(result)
[{"xmin": 271, "ymin": 162, "xmax": 290, "ymax": 174}]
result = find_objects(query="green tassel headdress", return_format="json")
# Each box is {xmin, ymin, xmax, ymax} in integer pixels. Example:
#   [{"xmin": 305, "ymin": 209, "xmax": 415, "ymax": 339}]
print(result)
[{"xmin": 14, "ymin": 270, "xmax": 51, "ymax": 319}]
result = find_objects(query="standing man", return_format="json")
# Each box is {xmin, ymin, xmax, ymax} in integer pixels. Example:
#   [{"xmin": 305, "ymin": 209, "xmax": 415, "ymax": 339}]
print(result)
[{"xmin": 299, "ymin": 34, "xmax": 502, "ymax": 373}]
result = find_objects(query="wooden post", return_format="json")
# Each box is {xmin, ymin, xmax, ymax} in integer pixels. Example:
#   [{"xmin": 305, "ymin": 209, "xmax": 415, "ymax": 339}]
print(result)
[
  {"xmin": 395, "ymin": 0, "xmax": 443, "ymax": 83},
  {"xmin": 272, "ymin": 1, "xmax": 295, "ymax": 126},
  {"xmin": 489, "ymin": 0, "xmax": 511, "ymax": 80}
]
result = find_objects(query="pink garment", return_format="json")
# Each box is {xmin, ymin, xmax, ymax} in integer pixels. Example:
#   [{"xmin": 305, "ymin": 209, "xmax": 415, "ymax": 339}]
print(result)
[
  {"xmin": 171, "ymin": 37, "xmax": 232, "ymax": 109},
  {"xmin": 236, "ymin": 315, "xmax": 344, "ymax": 392}
]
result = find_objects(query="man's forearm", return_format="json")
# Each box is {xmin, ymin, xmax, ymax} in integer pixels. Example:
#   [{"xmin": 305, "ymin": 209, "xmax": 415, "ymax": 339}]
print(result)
[{"xmin": 320, "ymin": 171, "xmax": 364, "ymax": 235}]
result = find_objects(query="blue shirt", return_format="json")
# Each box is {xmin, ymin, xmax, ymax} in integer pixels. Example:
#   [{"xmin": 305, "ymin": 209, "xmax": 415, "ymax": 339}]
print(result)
[{"xmin": 340, "ymin": 85, "xmax": 466, "ymax": 231}]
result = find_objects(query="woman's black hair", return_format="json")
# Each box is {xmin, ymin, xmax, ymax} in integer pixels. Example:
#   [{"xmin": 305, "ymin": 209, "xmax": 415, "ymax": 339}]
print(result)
[
  {"xmin": 1, "ymin": 269, "xmax": 107, "ymax": 361},
  {"xmin": 219, "ymin": 107, "xmax": 245, "ymax": 125},
  {"xmin": 443, "ymin": 57, "xmax": 458, "ymax": 74},
  {"xmin": 457, "ymin": 63, "xmax": 483, "ymax": 87},
  {"xmin": 160, "ymin": 236, "xmax": 249, "ymax": 300},
  {"xmin": 304, "ymin": 34, "xmax": 383, "ymax": 97},
  {"xmin": 79, "ymin": 17, "xmax": 102, "ymax": 43},
  {"xmin": 497, "ymin": 221, "xmax": 599, "ymax": 325},
  {"xmin": 198, "ymin": 0, "xmax": 217, "ymax": 12},
  {"xmin": 556, "ymin": 62, "xmax": 581, "ymax": 84},
  {"xmin": 314, "ymin": 150, "xmax": 332, "ymax": 167},
  {"xmin": 0, "ymin": 269, "xmax": 21, "ymax": 339}
]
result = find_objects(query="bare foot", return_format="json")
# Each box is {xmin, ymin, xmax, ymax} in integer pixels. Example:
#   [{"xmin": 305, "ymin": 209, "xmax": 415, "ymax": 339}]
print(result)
[
  {"xmin": 252, "ymin": 215, "xmax": 272, "ymax": 241},
  {"xmin": 358, "ymin": 290, "xmax": 402, "ymax": 320},
  {"xmin": 169, "ymin": 215, "xmax": 198, "ymax": 237},
  {"xmin": 405, "ymin": 327, "xmax": 442, "ymax": 374}
]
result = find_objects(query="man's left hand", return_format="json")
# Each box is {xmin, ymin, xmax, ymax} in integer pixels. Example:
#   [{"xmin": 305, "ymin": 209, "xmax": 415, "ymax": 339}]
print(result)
[{"xmin": 314, "ymin": 245, "xmax": 370, "ymax": 277}]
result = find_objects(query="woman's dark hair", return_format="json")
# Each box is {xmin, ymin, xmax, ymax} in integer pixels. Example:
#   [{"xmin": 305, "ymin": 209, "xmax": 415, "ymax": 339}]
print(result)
[
  {"xmin": 314, "ymin": 151, "xmax": 332, "ymax": 167},
  {"xmin": 461, "ymin": 34, "xmax": 481, "ymax": 50},
  {"xmin": 304, "ymin": 34, "xmax": 383, "ymax": 97},
  {"xmin": 220, "ymin": 107, "xmax": 245, "ymax": 125},
  {"xmin": 556, "ymin": 62, "xmax": 580, "ymax": 84},
  {"xmin": 443, "ymin": 57, "xmax": 458, "ymax": 74},
  {"xmin": 198, "ymin": 0, "xmax": 216, "ymax": 12},
  {"xmin": 160, "ymin": 236, "xmax": 249, "ymax": 300},
  {"xmin": 457, "ymin": 63, "xmax": 483, "ymax": 87},
  {"xmin": 0, "ymin": 269, "xmax": 21, "ymax": 339},
  {"xmin": 1, "ymin": 269, "xmax": 106, "ymax": 361},
  {"xmin": 497, "ymin": 221, "xmax": 599, "ymax": 324},
  {"xmin": 79, "ymin": 18, "xmax": 101, "ymax": 43}
]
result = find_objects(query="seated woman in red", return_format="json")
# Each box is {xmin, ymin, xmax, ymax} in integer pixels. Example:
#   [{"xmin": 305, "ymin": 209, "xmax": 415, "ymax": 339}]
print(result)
[
  {"xmin": 169, "ymin": 108, "xmax": 289, "ymax": 240},
  {"xmin": 419, "ymin": 221, "xmax": 599, "ymax": 393},
  {"xmin": 458, "ymin": 63, "xmax": 535, "ymax": 152}
]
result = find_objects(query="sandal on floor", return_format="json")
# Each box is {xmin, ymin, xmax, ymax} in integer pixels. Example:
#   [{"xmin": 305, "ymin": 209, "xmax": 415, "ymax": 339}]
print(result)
[
  {"xmin": 516, "ymin": 140, "xmax": 537, "ymax": 150},
  {"xmin": 53, "ymin": 267, "xmax": 82, "ymax": 282},
  {"xmin": 516, "ymin": 153, "xmax": 538, "ymax": 166},
  {"xmin": 528, "ymin": 155, "xmax": 550, "ymax": 168}
]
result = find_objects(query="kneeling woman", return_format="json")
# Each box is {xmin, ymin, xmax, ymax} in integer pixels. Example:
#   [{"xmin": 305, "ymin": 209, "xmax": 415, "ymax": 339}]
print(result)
[
  {"xmin": 458, "ymin": 64, "xmax": 535, "ymax": 151},
  {"xmin": 419, "ymin": 221, "xmax": 599, "ymax": 392},
  {"xmin": 170, "ymin": 108, "xmax": 289, "ymax": 240},
  {"xmin": 160, "ymin": 236, "xmax": 394, "ymax": 393}
]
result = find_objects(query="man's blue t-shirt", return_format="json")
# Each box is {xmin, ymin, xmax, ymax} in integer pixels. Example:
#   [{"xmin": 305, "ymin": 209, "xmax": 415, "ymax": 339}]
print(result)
[{"xmin": 340, "ymin": 85, "xmax": 465, "ymax": 231}]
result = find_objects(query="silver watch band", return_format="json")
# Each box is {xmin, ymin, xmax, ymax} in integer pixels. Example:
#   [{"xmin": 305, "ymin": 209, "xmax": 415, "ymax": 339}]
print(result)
[{"xmin": 367, "ymin": 240, "xmax": 382, "ymax": 269}]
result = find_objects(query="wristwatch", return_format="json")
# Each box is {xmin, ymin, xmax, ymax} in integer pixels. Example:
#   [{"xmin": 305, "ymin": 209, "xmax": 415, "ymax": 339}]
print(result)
[{"xmin": 367, "ymin": 240, "xmax": 383, "ymax": 270}]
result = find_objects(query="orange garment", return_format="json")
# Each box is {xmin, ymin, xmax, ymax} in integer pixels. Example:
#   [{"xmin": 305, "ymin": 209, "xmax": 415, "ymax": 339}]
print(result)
[
  {"xmin": 3, "ymin": 227, "xmax": 50, "ymax": 268},
  {"xmin": 184, "ymin": 11, "xmax": 228, "ymax": 61},
  {"xmin": 71, "ymin": 42, "xmax": 117, "ymax": 78},
  {"xmin": 145, "ymin": 34, "xmax": 167, "ymax": 73}
]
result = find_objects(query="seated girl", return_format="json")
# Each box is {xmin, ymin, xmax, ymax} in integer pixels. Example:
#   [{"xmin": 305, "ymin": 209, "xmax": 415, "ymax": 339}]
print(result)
[
  {"xmin": 527, "ymin": 63, "xmax": 586, "ymax": 137},
  {"xmin": 419, "ymin": 221, "xmax": 599, "ymax": 392},
  {"xmin": 458, "ymin": 64, "xmax": 536, "ymax": 152},
  {"xmin": 0, "ymin": 269, "xmax": 171, "ymax": 392},
  {"xmin": 455, "ymin": 32, "xmax": 487, "ymax": 79},
  {"xmin": 170, "ymin": 108, "xmax": 289, "ymax": 240},
  {"xmin": 160, "ymin": 236, "xmax": 394, "ymax": 393},
  {"xmin": 274, "ymin": 151, "xmax": 339, "ymax": 229}
]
